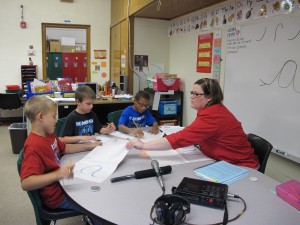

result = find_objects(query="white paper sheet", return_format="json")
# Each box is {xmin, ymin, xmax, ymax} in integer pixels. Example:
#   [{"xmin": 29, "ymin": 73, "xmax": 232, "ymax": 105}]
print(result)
[
  {"xmin": 146, "ymin": 145, "xmax": 211, "ymax": 166},
  {"xmin": 74, "ymin": 138, "xmax": 128, "ymax": 183},
  {"xmin": 108, "ymin": 130, "xmax": 164, "ymax": 142},
  {"xmin": 49, "ymin": 97, "xmax": 76, "ymax": 102},
  {"xmin": 159, "ymin": 126, "xmax": 184, "ymax": 135}
]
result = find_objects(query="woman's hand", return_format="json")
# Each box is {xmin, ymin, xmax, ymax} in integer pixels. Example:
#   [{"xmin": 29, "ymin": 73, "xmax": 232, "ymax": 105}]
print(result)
[{"xmin": 126, "ymin": 138, "xmax": 145, "ymax": 150}]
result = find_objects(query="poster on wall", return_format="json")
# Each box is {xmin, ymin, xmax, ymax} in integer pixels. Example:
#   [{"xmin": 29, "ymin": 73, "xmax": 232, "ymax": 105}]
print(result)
[
  {"xmin": 94, "ymin": 50, "xmax": 107, "ymax": 59},
  {"xmin": 196, "ymin": 33, "xmax": 213, "ymax": 73},
  {"xmin": 212, "ymin": 30, "xmax": 222, "ymax": 80},
  {"xmin": 134, "ymin": 55, "xmax": 148, "ymax": 67},
  {"xmin": 235, "ymin": 0, "xmax": 298, "ymax": 24}
]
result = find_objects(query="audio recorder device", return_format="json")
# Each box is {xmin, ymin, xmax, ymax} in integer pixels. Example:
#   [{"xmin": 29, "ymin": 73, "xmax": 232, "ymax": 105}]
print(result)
[{"xmin": 172, "ymin": 177, "xmax": 228, "ymax": 209}]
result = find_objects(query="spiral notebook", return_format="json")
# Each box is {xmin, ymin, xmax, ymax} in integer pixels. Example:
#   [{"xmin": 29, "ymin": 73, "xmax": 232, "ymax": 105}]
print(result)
[{"xmin": 194, "ymin": 161, "xmax": 249, "ymax": 185}]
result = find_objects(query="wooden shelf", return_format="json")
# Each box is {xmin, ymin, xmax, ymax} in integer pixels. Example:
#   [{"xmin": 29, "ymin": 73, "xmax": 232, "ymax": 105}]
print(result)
[{"xmin": 21, "ymin": 65, "xmax": 37, "ymax": 95}]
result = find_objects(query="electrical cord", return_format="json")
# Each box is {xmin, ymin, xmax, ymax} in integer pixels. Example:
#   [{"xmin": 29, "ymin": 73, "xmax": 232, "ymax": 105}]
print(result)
[
  {"xmin": 181, "ymin": 193, "xmax": 247, "ymax": 225},
  {"xmin": 225, "ymin": 193, "xmax": 247, "ymax": 223}
]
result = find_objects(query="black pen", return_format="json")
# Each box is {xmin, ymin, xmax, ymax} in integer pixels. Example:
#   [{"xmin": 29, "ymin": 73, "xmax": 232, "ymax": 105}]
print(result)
[
  {"xmin": 158, "ymin": 128, "xmax": 167, "ymax": 137},
  {"xmin": 194, "ymin": 161, "xmax": 217, "ymax": 170}
]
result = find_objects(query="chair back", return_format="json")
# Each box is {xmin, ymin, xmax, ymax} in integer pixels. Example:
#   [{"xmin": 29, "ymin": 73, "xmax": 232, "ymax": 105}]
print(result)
[
  {"xmin": 17, "ymin": 150, "xmax": 48, "ymax": 225},
  {"xmin": 54, "ymin": 117, "xmax": 67, "ymax": 137},
  {"xmin": 17, "ymin": 149, "xmax": 83, "ymax": 225},
  {"xmin": 247, "ymin": 133, "xmax": 273, "ymax": 173},
  {"xmin": 107, "ymin": 110, "xmax": 123, "ymax": 128}
]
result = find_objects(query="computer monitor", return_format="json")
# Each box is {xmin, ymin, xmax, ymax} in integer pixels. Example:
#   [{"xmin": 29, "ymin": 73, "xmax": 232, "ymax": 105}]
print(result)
[{"xmin": 77, "ymin": 82, "xmax": 98, "ymax": 95}]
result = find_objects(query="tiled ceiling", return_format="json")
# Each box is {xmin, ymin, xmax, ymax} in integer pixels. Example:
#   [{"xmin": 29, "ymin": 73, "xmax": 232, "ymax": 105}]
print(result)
[{"xmin": 133, "ymin": 0, "xmax": 226, "ymax": 20}]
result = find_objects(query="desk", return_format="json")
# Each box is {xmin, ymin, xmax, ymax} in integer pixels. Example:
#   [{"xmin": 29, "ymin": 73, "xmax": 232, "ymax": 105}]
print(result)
[
  {"xmin": 57, "ymin": 99, "xmax": 133, "ymax": 124},
  {"xmin": 60, "ymin": 150, "xmax": 300, "ymax": 225}
]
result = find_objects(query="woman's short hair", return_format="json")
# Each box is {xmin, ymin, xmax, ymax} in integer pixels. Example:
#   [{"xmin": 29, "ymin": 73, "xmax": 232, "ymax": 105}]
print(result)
[
  {"xmin": 194, "ymin": 78, "xmax": 223, "ymax": 106},
  {"xmin": 24, "ymin": 95, "xmax": 57, "ymax": 122},
  {"xmin": 75, "ymin": 85, "xmax": 96, "ymax": 102}
]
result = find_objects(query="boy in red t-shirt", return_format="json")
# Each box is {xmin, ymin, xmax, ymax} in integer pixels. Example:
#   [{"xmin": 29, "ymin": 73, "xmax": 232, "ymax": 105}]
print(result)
[{"xmin": 20, "ymin": 95, "xmax": 102, "ymax": 224}]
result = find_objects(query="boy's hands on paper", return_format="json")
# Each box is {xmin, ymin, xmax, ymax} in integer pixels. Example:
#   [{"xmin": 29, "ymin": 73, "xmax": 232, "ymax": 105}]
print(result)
[
  {"xmin": 79, "ymin": 135, "xmax": 97, "ymax": 142},
  {"xmin": 58, "ymin": 164, "xmax": 75, "ymax": 180},
  {"xmin": 132, "ymin": 128, "xmax": 144, "ymax": 137},
  {"xmin": 149, "ymin": 127, "xmax": 158, "ymax": 135},
  {"xmin": 105, "ymin": 123, "xmax": 116, "ymax": 134},
  {"xmin": 90, "ymin": 140, "xmax": 102, "ymax": 148}
]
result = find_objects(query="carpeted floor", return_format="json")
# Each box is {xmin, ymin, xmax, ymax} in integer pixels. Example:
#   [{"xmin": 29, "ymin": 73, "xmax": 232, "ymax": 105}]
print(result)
[{"xmin": 0, "ymin": 124, "xmax": 84, "ymax": 225}]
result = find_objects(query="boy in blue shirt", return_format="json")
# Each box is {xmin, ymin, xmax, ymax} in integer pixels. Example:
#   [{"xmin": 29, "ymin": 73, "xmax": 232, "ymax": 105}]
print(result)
[{"xmin": 118, "ymin": 91, "xmax": 158, "ymax": 137}]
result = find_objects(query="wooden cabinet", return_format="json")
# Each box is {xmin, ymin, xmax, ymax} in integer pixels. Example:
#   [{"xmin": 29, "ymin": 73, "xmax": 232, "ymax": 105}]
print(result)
[
  {"xmin": 21, "ymin": 65, "xmax": 37, "ymax": 95},
  {"xmin": 145, "ymin": 89, "xmax": 184, "ymax": 126},
  {"xmin": 110, "ymin": 23, "xmax": 121, "ymax": 86},
  {"xmin": 110, "ymin": 19, "xmax": 132, "ymax": 93},
  {"xmin": 110, "ymin": 0, "xmax": 148, "ymax": 94}
]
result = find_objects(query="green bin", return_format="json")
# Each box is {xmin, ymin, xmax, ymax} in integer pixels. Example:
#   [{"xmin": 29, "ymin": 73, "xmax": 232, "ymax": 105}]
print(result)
[{"xmin": 8, "ymin": 123, "xmax": 27, "ymax": 154}]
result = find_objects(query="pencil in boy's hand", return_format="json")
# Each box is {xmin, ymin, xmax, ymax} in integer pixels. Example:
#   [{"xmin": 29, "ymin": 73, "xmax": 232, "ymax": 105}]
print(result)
[
  {"xmin": 133, "ymin": 121, "xmax": 139, "ymax": 129},
  {"xmin": 107, "ymin": 122, "xmax": 114, "ymax": 128},
  {"xmin": 68, "ymin": 160, "xmax": 72, "ymax": 175}
]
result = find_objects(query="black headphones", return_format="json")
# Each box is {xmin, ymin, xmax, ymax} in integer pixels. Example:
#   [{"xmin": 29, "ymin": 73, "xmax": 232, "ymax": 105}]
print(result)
[{"xmin": 150, "ymin": 194, "xmax": 190, "ymax": 225}]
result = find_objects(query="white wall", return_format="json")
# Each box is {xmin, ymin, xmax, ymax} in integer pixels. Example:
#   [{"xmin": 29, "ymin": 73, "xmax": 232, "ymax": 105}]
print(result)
[
  {"xmin": 0, "ymin": 0, "xmax": 111, "ymax": 92},
  {"xmin": 133, "ymin": 18, "xmax": 169, "ymax": 94},
  {"xmin": 169, "ymin": 9, "xmax": 227, "ymax": 126},
  {"xmin": 133, "ymin": 15, "xmax": 223, "ymax": 126}
]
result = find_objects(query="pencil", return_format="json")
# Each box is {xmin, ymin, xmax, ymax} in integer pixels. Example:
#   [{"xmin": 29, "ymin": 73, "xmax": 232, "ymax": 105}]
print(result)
[
  {"xmin": 68, "ymin": 160, "xmax": 72, "ymax": 174},
  {"xmin": 133, "ymin": 121, "xmax": 139, "ymax": 128},
  {"xmin": 107, "ymin": 122, "xmax": 113, "ymax": 128}
]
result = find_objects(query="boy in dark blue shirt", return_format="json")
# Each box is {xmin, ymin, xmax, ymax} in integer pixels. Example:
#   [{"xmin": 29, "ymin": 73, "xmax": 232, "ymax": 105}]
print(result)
[{"xmin": 118, "ymin": 91, "xmax": 158, "ymax": 137}]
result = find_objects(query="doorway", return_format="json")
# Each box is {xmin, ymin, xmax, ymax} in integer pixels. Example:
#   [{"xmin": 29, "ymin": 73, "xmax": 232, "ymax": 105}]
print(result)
[{"xmin": 41, "ymin": 23, "xmax": 91, "ymax": 82}]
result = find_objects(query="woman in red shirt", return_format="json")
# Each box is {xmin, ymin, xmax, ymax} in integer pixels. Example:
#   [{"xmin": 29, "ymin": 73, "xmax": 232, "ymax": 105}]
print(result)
[{"xmin": 126, "ymin": 78, "xmax": 259, "ymax": 168}]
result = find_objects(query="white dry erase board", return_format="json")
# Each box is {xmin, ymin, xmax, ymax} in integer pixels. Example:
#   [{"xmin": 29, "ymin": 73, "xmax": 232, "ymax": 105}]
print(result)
[{"xmin": 224, "ymin": 14, "xmax": 300, "ymax": 163}]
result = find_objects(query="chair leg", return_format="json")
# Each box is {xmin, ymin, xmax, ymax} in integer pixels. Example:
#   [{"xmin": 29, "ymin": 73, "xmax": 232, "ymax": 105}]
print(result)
[
  {"xmin": 41, "ymin": 218, "xmax": 51, "ymax": 225},
  {"xmin": 82, "ymin": 215, "xmax": 93, "ymax": 225},
  {"xmin": 50, "ymin": 220, "xmax": 56, "ymax": 225}
]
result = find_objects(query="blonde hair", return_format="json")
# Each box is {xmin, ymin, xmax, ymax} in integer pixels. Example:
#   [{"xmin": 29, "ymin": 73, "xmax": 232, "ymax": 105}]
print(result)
[{"xmin": 24, "ymin": 96, "xmax": 57, "ymax": 122}]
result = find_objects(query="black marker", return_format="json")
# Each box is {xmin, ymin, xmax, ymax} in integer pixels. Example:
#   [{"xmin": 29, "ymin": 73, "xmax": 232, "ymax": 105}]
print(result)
[{"xmin": 110, "ymin": 165, "xmax": 172, "ymax": 183}]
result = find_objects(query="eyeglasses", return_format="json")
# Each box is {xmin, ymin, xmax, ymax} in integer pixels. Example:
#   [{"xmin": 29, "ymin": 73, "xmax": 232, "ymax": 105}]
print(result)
[
  {"xmin": 190, "ymin": 91, "xmax": 205, "ymax": 98},
  {"xmin": 136, "ymin": 101, "xmax": 150, "ymax": 109}
]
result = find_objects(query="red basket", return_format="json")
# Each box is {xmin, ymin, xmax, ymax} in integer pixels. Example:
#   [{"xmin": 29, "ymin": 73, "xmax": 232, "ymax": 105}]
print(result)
[
  {"xmin": 6, "ymin": 85, "xmax": 20, "ymax": 91},
  {"xmin": 153, "ymin": 78, "xmax": 180, "ymax": 92}
]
